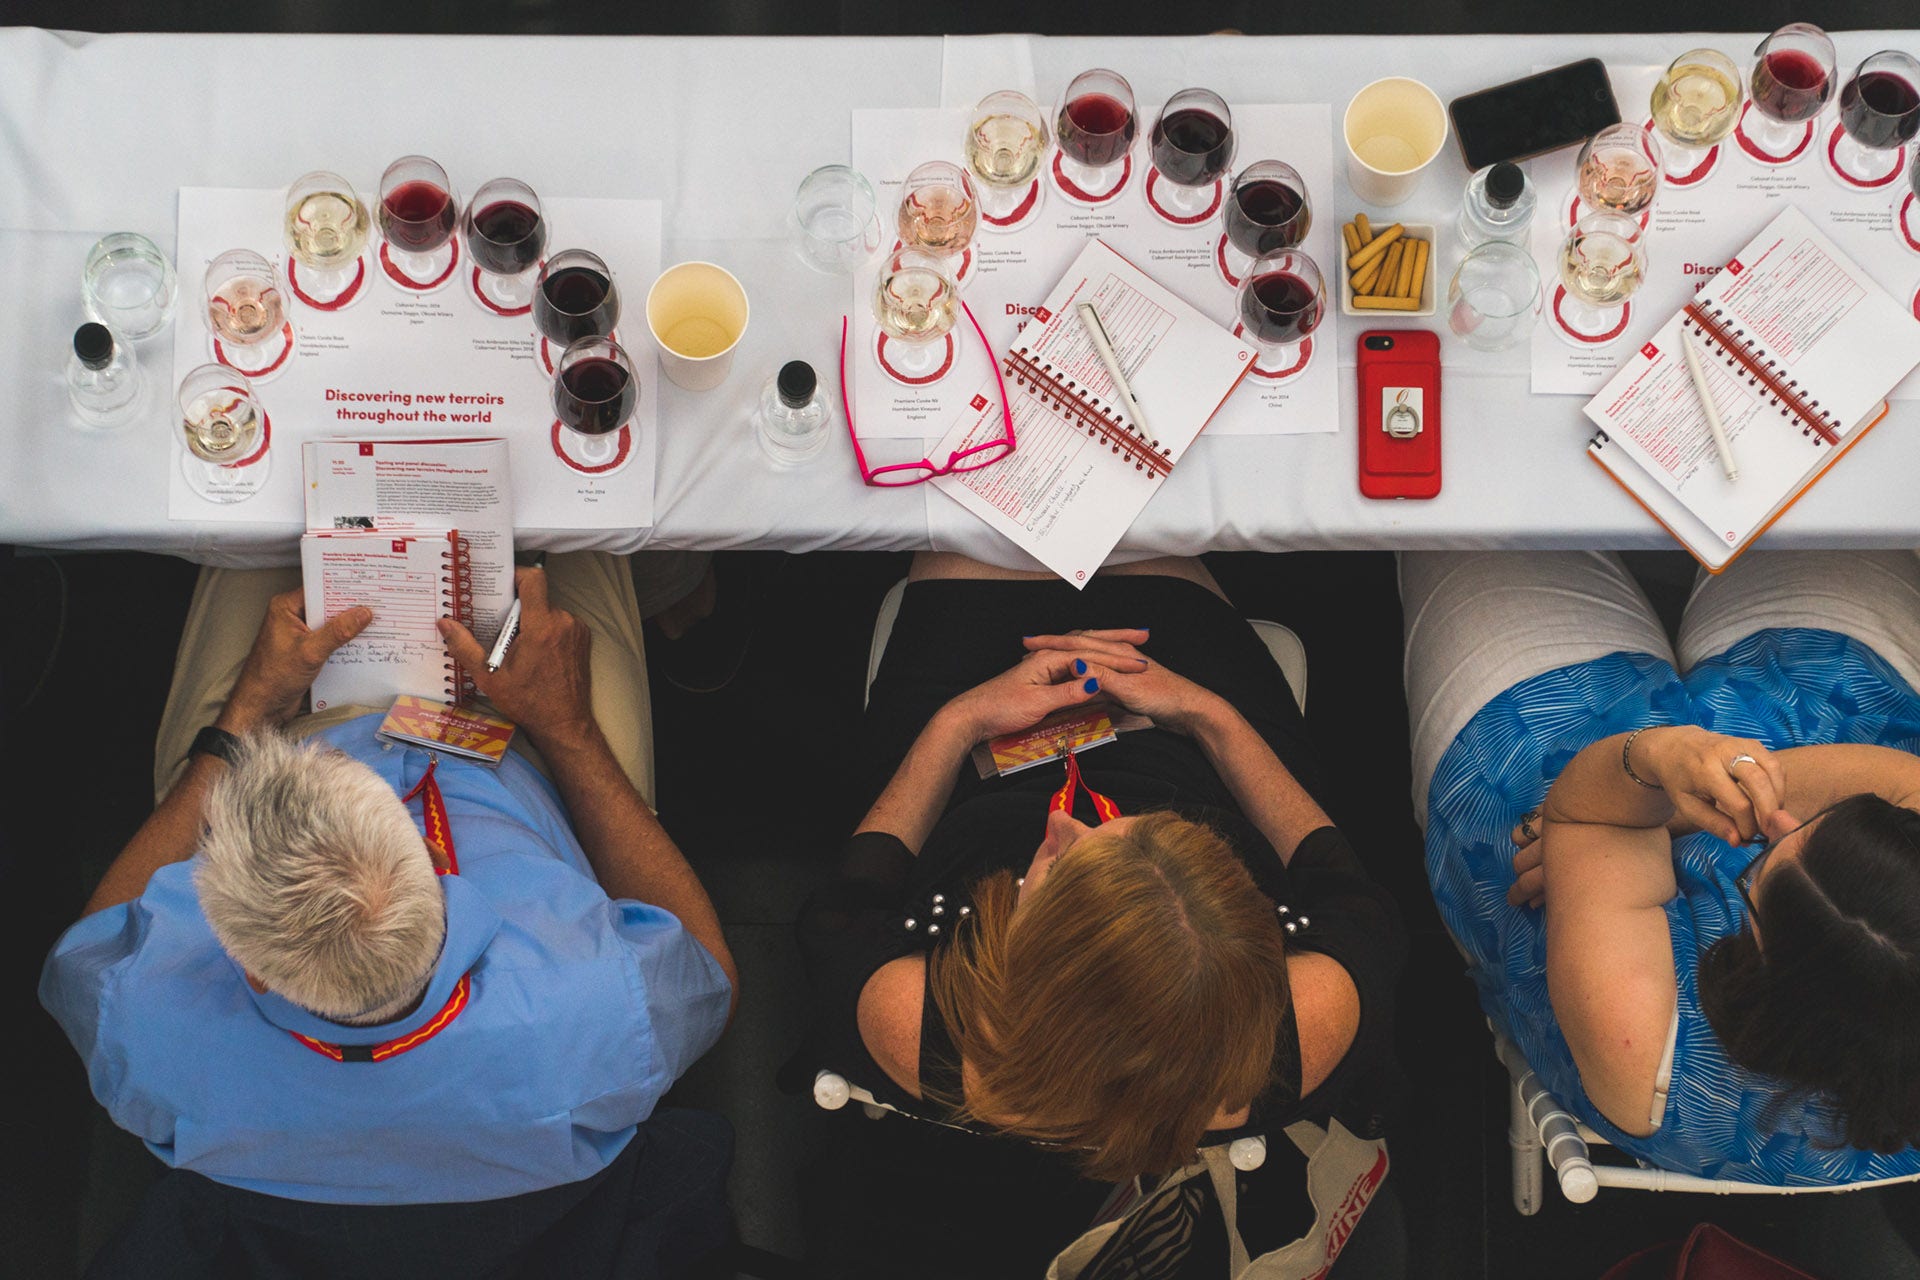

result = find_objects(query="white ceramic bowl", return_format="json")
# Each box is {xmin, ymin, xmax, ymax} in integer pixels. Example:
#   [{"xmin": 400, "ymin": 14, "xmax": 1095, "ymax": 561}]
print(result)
[{"xmin": 1339, "ymin": 220, "xmax": 1436, "ymax": 319}]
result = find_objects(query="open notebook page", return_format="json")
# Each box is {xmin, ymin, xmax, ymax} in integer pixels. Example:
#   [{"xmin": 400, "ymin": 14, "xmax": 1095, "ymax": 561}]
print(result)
[{"xmin": 302, "ymin": 531, "xmax": 455, "ymax": 713}]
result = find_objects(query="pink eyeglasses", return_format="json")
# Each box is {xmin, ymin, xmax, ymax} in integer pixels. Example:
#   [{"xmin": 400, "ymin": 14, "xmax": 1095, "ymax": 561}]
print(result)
[{"xmin": 838, "ymin": 301, "xmax": 1018, "ymax": 487}]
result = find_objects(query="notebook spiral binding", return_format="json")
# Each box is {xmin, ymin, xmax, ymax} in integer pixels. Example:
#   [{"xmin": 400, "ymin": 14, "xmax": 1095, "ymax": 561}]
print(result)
[
  {"xmin": 1003, "ymin": 346, "xmax": 1175, "ymax": 479},
  {"xmin": 440, "ymin": 536, "xmax": 477, "ymax": 704},
  {"xmin": 1682, "ymin": 301, "xmax": 1841, "ymax": 446}
]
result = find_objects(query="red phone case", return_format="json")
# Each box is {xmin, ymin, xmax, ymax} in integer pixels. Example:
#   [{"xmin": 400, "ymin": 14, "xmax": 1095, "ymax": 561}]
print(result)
[{"xmin": 1357, "ymin": 329, "xmax": 1441, "ymax": 499}]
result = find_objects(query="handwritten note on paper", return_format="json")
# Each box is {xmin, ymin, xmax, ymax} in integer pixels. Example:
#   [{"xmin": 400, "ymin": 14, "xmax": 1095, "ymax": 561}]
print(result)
[{"xmin": 300, "ymin": 532, "xmax": 456, "ymax": 711}]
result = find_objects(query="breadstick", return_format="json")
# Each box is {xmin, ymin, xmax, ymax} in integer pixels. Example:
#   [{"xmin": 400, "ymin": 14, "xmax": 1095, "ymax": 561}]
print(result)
[
  {"xmin": 1355, "ymin": 213, "xmax": 1374, "ymax": 245},
  {"xmin": 1351, "ymin": 256, "xmax": 1387, "ymax": 296},
  {"xmin": 1342, "ymin": 223, "xmax": 1362, "ymax": 255},
  {"xmin": 1352, "ymin": 295, "xmax": 1423, "ymax": 310},
  {"xmin": 1376, "ymin": 242, "xmax": 1406, "ymax": 298},
  {"xmin": 1406, "ymin": 239, "xmax": 1430, "ymax": 301},
  {"xmin": 1394, "ymin": 238, "xmax": 1420, "ymax": 298},
  {"xmin": 1344, "ymin": 223, "xmax": 1403, "ymax": 273}
]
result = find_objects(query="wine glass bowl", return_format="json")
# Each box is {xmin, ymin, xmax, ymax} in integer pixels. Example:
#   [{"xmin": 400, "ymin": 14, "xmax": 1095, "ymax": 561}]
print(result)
[
  {"xmin": 551, "ymin": 336, "xmax": 637, "ymax": 471},
  {"xmin": 1831, "ymin": 51, "xmax": 1920, "ymax": 188},
  {"xmin": 204, "ymin": 248, "xmax": 295, "ymax": 380},
  {"xmin": 789, "ymin": 165, "xmax": 883, "ymax": 274},
  {"xmin": 1740, "ymin": 24, "xmax": 1835, "ymax": 163},
  {"xmin": 533, "ymin": 249, "xmax": 621, "ymax": 365},
  {"xmin": 1219, "ymin": 160, "xmax": 1310, "ymax": 287},
  {"xmin": 1649, "ymin": 49, "xmax": 1744, "ymax": 184},
  {"xmin": 1236, "ymin": 249, "xmax": 1325, "ymax": 376},
  {"xmin": 177, "ymin": 362, "xmax": 270, "ymax": 502},
  {"xmin": 966, "ymin": 91, "xmax": 1050, "ymax": 231},
  {"xmin": 284, "ymin": 171, "xmax": 371, "ymax": 311},
  {"xmin": 1147, "ymin": 88, "xmax": 1235, "ymax": 222},
  {"xmin": 462, "ymin": 178, "xmax": 547, "ymax": 314},
  {"xmin": 1576, "ymin": 123, "xmax": 1662, "ymax": 218},
  {"xmin": 1053, "ymin": 68, "xmax": 1137, "ymax": 202},
  {"xmin": 377, "ymin": 154, "xmax": 461, "ymax": 291},
  {"xmin": 1554, "ymin": 211, "xmax": 1648, "ymax": 347},
  {"xmin": 871, "ymin": 248, "xmax": 960, "ymax": 384},
  {"xmin": 896, "ymin": 161, "xmax": 979, "ymax": 262}
]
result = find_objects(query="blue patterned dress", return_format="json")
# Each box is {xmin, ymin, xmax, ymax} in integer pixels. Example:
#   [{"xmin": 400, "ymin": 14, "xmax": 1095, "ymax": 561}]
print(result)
[{"xmin": 1426, "ymin": 627, "xmax": 1920, "ymax": 1184}]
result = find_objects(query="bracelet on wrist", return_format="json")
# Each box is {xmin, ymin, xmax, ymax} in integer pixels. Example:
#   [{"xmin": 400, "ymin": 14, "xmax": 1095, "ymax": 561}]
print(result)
[{"xmin": 1621, "ymin": 726, "xmax": 1662, "ymax": 790}]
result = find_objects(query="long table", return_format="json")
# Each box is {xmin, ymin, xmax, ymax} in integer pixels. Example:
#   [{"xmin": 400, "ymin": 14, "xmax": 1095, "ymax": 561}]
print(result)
[{"xmin": 3, "ymin": 28, "xmax": 1917, "ymax": 567}]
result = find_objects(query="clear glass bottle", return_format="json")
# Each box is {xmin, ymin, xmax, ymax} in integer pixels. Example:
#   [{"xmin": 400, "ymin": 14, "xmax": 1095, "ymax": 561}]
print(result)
[
  {"xmin": 756, "ymin": 359, "xmax": 833, "ymax": 465},
  {"xmin": 67, "ymin": 322, "xmax": 142, "ymax": 428},
  {"xmin": 1458, "ymin": 161, "xmax": 1536, "ymax": 248}
]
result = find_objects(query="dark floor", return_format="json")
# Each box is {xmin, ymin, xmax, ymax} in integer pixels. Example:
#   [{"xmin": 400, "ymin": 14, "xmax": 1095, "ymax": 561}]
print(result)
[{"xmin": 9, "ymin": 546, "xmax": 1920, "ymax": 1279}]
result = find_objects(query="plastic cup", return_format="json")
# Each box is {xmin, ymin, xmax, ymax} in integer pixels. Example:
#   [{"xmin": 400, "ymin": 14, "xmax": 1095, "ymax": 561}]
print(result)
[
  {"xmin": 1343, "ymin": 78, "xmax": 1450, "ymax": 206},
  {"xmin": 645, "ymin": 262, "xmax": 750, "ymax": 391}
]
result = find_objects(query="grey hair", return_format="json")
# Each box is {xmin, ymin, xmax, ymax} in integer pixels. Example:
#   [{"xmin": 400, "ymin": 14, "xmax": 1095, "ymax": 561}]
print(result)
[{"xmin": 195, "ymin": 730, "xmax": 446, "ymax": 1024}]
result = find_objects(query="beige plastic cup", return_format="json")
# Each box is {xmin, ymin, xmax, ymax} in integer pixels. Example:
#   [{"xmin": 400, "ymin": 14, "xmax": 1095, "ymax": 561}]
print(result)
[
  {"xmin": 1343, "ymin": 77, "xmax": 1450, "ymax": 207},
  {"xmin": 644, "ymin": 262, "xmax": 750, "ymax": 391}
]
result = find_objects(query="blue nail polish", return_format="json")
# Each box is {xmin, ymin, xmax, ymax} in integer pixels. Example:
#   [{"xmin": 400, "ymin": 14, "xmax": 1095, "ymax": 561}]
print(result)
[
  {"xmin": 1084, "ymin": 677, "xmax": 1099, "ymax": 694},
  {"xmin": 1074, "ymin": 659, "xmax": 1087, "ymax": 675}
]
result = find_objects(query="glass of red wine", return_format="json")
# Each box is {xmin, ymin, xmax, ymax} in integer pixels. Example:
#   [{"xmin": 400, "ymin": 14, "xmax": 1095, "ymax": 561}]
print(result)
[
  {"xmin": 462, "ymin": 178, "xmax": 548, "ymax": 315},
  {"xmin": 1147, "ymin": 88, "xmax": 1236, "ymax": 224},
  {"xmin": 1218, "ymin": 160, "xmax": 1312, "ymax": 288},
  {"xmin": 1054, "ymin": 68, "xmax": 1137, "ymax": 202},
  {"xmin": 376, "ymin": 155, "xmax": 460, "ymax": 293},
  {"xmin": 552, "ymin": 336, "xmax": 638, "ymax": 468},
  {"xmin": 1833, "ymin": 51, "xmax": 1920, "ymax": 187},
  {"xmin": 533, "ymin": 249, "xmax": 620, "ymax": 369},
  {"xmin": 1740, "ymin": 24, "xmax": 1834, "ymax": 163},
  {"xmin": 1236, "ymin": 250, "xmax": 1325, "ymax": 376}
]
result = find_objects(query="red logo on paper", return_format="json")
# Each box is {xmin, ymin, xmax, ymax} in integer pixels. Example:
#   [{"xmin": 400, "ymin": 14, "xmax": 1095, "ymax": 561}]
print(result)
[
  {"xmin": 970, "ymin": 393, "xmax": 988, "ymax": 411},
  {"xmin": 392, "ymin": 539, "xmax": 407, "ymax": 553},
  {"xmin": 1034, "ymin": 306, "xmax": 1052, "ymax": 324},
  {"xmin": 1726, "ymin": 259, "xmax": 1744, "ymax": 275},
  {"xmin": 359, "ymin": 443, "xmax": 375, "ymax": 456},
  {"xmin": 1640, "ymin": 342, "xmax": 1659, "ymax": 360}
]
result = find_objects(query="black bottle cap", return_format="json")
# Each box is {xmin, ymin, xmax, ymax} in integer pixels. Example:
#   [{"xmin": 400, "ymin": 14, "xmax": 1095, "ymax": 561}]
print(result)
[
  {"xmin": 74, "ymin": 322, "xmax": 115, "ymax": 370},
  {"xmin": 1486, "ymin": 162, "xmax": 1526, "ymax": 209},
  {"xmin": 777, "ymin": 360, "xmax": 817, "ymax": 409}
]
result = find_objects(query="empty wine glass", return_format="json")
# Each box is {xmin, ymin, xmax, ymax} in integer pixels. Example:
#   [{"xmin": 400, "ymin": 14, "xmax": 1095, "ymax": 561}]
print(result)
[
  {"xmin": 1737, "ymin": 24, "xmax": 1835, "ymax": 165},
  {"xmin": 872, "ymin": 248, "xmax": 960, "ymax": 384},
  {"xmin": 552, "ymin": 336, "xmax": 638, "ymax": 470},
  {"xmin": 533, "ymin": 249, "xmax": 620, "ymax": 372},
  {"xmin": 1147, "ymin": 88, "xmax": 1236, "ymax": 224},
  {"xmin": 1218, "ymin": 160, "xmax": 1311, "ymax": 287},
  {"xmin": 789, "ymin": 165, "xmax": 883, "ymax": 274},
  {"xmin": 897, "ymin": 161, "xmax": 979, "ymax": 263},
  {"xmin": 463, "ymin": 178, "xmax": 547, "ymax": 315},
  {"xmin": 83, "ymin": 232, "xmax": 177, "ymax": 341},
  {"xmin": 177, "ymin": 363, "xmax": 269, "ymax": 502},
  {"xmin": 1236, "ymin": 249, "xmax": 1325, "ymax": 376},
  {"xmin": 965, "ymin": 91, "xmax": 1050, "ymax": 232},
  {"xmin": 1649, "ymin": 49, "xmax": 1744, "ymax": 185},
  {"xmin": 1831, "ymin": 51, "xmax": 1920, "ymax": 189},
  {"xmin": 283, "ymin": 171, "xmax": 371, "ymax": 310},
  {"xmin": 1576, "ymin": 124, "xmax": 1662, "ymax": 219},
  {"xmin": 377, "ymin": 155, "xmax": 461, "ymax": 292},
  {"xmin": 1054, "ymin": 68, "xmax": 1138, "ymax": 203},
  {"xmin": 204, "ymin": 249, "xmax": 295, "ymax": 381},
  {"xmin": 1556, "ymin": 212, "xmax": 1648, "ymax": 347}
]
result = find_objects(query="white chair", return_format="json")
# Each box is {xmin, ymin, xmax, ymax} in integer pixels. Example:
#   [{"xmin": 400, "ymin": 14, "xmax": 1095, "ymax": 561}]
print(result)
[
  {"xmin": 823, "ymin": 576, "xmax": 1312, "ymax": 1179},
  {"xmin": 1495, "ymin": 1028, "xmax": 1920, "ymax": 1212}
]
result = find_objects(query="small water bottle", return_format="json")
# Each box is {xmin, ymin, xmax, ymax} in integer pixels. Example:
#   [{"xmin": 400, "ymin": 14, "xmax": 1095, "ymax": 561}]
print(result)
[
  {"xmin": 756, "ymin": 359, "xmax": 833, "ymax": 466},
  {"xmin": 1458, "ymin": 162, "xmax": 1536, "ymax": 248},
  {"xmin": 67, "ymin": 322, "xmax": 142, "ymax": 428}
]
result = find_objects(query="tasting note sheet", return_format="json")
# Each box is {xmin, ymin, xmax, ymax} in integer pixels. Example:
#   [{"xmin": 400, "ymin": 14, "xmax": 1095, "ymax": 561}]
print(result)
[
  {"xmin": 301, "ymin": 530, "xmax": 458, "ymax": 712},
  {"xmin": 170, "ymin": 189, "xmax": 660, "ymax": 527}
]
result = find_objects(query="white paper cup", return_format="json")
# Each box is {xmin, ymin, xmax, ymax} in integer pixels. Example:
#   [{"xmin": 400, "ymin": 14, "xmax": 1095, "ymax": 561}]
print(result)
[
  {"xmin": 645, "ymin": 261, "xmax": 749, "ymax": 391},
  {"xmin": 1343, "ymin": 77, "xmax": 1449, "ymax": 207}
]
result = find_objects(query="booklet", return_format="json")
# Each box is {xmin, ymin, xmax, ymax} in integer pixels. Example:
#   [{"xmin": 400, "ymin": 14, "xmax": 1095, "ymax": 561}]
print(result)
[{"xmin": 377, "ymin": 695, "xmax": 516, "ymax": 766}]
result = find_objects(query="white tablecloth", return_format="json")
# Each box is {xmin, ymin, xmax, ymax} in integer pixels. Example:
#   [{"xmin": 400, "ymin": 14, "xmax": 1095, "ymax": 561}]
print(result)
[{"xmin": 3, "ymin": 27, "xmax": 1917, "ymax": 567}]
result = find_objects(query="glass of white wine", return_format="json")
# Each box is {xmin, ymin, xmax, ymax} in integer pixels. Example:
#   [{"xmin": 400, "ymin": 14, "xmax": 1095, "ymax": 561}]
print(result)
[
  {"xmin": 872, "ymin": 248, "xmax": 960, "ymax": 384},
  {"xmin": 177, "ymin": 363, "xmax": 269, "ymax": 503},
  {"xmin": 204, "ymin": 248, "xmax": 295, "ymax": 381},
  {"xmin": 1557, "ymin": 212, "xmax": 1648, "ymax": 347},
  {"xmin": 283, "ymin": 171, "xmax": 371, "ymax": 310},
  {"xmin": 966, "ymin": 90, "xmax": 1050, "ymax": 233},
  {"xmin": 1576, "ymin": 123, "xmax": 1662, "ymax": 219},
  {"xmin": 1649, "ymin": 49, "xmax": 1745, "ymax": 186}
]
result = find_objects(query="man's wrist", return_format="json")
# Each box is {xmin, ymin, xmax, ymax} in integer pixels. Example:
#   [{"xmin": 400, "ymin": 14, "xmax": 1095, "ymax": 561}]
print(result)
[
  {"xmin": 525, "ymin": 715, "xmax": 605, "ymax": 761},
  {"xmin": 213, "ymin": 692, "xmax": 274, "ymax": 736}
]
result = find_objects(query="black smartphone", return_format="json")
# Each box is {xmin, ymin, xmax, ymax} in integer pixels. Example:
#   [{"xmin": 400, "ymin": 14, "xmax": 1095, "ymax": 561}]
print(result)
[{"xmin": 1449, "ymin": 58, "xmax": 1621, "ymax": 171}]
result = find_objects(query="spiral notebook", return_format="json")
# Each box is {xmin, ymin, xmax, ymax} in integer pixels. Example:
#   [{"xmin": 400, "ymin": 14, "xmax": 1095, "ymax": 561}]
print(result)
[
  {"xmin": 931, "ymin": 238, "xmax": 1257, "ymax": 585},
  {"xmin": 1584, "ymin": 206, "xmax": 1920, "ymax": 572},
  {"xmin": 301, "ymin": 530, "xmax": 479, "ymax": 713}
]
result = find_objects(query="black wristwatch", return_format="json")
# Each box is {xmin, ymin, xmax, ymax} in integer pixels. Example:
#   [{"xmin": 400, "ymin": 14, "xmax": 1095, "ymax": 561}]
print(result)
[{"xmin": 189, "ymin": 725, "xmax": 243, "ymax": 765}]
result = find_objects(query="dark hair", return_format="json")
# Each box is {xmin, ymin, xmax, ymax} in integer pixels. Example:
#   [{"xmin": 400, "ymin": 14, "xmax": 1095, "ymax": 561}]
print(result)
[{"xmin": 1699, "ymin": 793, "xmax": 1920, "ymax": 1153}]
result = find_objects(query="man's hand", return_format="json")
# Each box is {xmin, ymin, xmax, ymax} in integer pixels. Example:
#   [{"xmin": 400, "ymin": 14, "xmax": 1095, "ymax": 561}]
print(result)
[
  {"xmin": 439, "ymin": 566, "xmax": 595, "ymax": 748},
  {"xmin": 221, "ymin": 590, "xmax": 373, "ymax": 732}
]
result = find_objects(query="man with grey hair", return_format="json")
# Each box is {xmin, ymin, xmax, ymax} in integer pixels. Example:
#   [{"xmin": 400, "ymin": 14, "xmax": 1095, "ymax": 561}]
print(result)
[{"xmin": 41, "ymin": 553, "xmax": 738, "ymax": 1277}]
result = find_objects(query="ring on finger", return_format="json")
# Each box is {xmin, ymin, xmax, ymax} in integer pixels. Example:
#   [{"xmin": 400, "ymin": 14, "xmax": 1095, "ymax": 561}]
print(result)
[
  {"xmin": 1727, "ymin": 753, "xmax": 1757, "ymax": 777},
  {"xmin": 1518, "ymin": 809, "xmax": 1541, "ymax": 842}
]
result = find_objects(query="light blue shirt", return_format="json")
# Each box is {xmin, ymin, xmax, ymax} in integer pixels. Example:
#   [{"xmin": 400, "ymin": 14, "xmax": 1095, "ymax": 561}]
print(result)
[{"xmin": 39, "ymin": 714, "xmax": 732, "ymax": 1205}]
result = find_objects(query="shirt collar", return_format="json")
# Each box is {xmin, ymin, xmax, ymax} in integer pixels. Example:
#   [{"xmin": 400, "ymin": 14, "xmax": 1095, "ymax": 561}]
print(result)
[{"xmin": 244, "ymin": 875, "xmax": 500, "ymax": 1045}]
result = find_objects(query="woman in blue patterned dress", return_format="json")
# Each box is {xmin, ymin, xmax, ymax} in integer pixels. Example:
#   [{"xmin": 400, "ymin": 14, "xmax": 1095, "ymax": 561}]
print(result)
[{"xmin": 1401, "ymin": 550, "xmax": 1920, "ymax": 1184}]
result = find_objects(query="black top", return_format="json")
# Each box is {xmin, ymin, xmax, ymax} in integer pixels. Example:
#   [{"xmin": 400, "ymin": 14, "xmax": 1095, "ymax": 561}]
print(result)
[
  {"xmin": 1486, "ymin": 161, "xmax": 1526, "ymax": 208},
  {"xmin": 777, "ymin": 359, "xmax": 816, "ymax": 408},
  {"xmin": 73, "ymin": 321, "xmax": 115, "ymax": 369}
]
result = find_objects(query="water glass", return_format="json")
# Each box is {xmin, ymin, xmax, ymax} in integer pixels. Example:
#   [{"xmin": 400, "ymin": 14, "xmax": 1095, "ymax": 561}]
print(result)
[
  {"xmin": 1447, "ymin": 242, "xmax": 1541, "ymax": 351},
  {"xmin": 83, "ymin": 232, "xmax": 177, "ymax": 341},
  {"xmin": 789, "ymin": 165, "xmax": 883, "ymax": 275}
]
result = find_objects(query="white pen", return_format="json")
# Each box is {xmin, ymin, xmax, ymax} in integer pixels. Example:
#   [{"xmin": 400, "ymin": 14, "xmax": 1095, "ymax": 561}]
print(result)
[
  {"xmin": 1680, "ymin": 327, "xmax": 1739, "ymax": 482},
  {"xmin": 484, "ymin": 597, "xmax": 522, "ymax": 673},
  {"xmin": 1075, "ymin": 301, "xmax": 1152, "ymax": 436}
]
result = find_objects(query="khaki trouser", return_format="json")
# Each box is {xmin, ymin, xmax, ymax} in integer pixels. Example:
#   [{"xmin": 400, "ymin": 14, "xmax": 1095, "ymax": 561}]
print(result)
[{"xmin": 153, "ymin": 550, "xmax": 690, "ymax": 807}]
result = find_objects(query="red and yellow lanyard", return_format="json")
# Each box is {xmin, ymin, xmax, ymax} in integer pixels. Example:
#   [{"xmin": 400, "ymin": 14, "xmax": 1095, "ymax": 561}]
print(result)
[
  {"xmin": 289, "ymin": 760, "xmax": 470, "ymax": 1063},
  {"xmin": 1049, "ymin": 747, "xmax": 1121, "ymax": 824}
]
